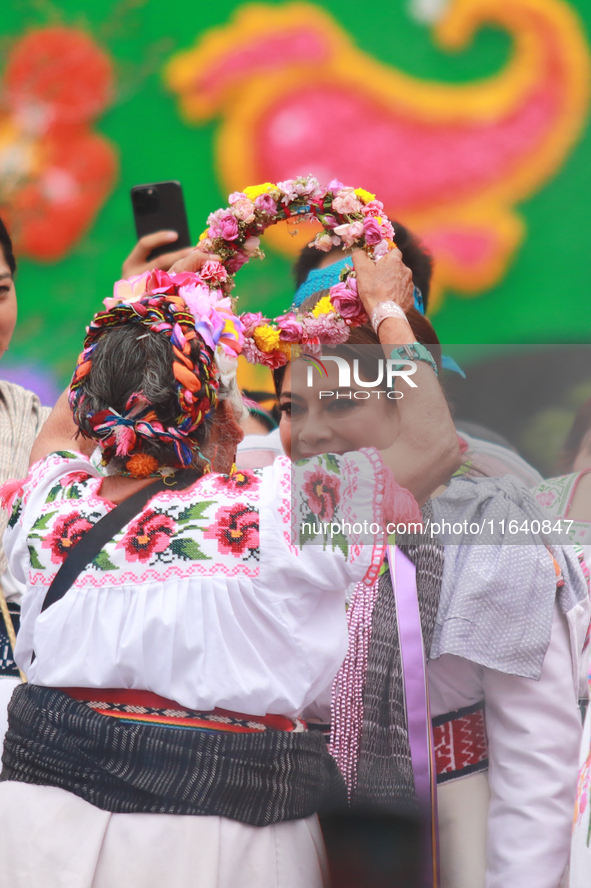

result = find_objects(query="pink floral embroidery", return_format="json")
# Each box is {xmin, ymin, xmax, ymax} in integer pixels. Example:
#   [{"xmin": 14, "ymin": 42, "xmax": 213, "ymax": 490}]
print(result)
[
  {"xmin": 204, "ymin": 504, "xmax": 259, "ymax": 558},
  {"xmin": 575, "ymin": 747, "xmax": 591, "ymax": 827},
  {"xmin": 0, "ymin": 477, "xmax": 27, "ymax": 511},
  {"xmin": 535, "ymin": 490, "xmax": 556, "ymax": 508},
  {"xmin": 59, "ymin": 471, "xmax": 90, "ymax": 487},
  {"xmin": 210, "ymin": 470, "xmax": 261, "ymax": 494},
  {"xmin": 303, "ymin": 469, "xmax": 341, "ymax": 522},
  {"xmin": 117, "ymin": 510, "xmax": 177, "ymax": 563},
  {"xmin": 41, "ymin": 512, "xmax": 94, "ymax": 564}
]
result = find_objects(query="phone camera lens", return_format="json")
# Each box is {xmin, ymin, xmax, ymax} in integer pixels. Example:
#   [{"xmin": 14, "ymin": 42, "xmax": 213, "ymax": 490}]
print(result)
[{"xmin": 133, "ymin": 187, "xmax": 159, "ymax": 216}]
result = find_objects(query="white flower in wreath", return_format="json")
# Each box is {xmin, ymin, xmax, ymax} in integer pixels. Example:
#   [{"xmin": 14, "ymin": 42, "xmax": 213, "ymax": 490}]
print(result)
[{"xmin": 215, "ymin": 346, "xmax": 238, "ymax": 388}]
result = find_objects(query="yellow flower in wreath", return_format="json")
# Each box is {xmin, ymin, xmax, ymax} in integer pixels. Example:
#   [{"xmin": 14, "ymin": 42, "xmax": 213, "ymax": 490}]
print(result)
[
  {"xmin": 354, "ymin": 188, "xmax": 376, "ymax": 204},
  {"xmin": 311, "ymin": 296, "xmax": 335, "ymax": 318},
  {"xmin": 253, "ymin": 324, "xmax": 281, "ymax": 353},
  {"xmin": 244, "ymin": 183, "xmax": 278, "ymax": 200}
]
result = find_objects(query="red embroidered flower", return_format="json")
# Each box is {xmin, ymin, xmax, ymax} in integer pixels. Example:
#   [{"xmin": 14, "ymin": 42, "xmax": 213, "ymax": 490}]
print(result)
[
  {"xmin": 0, "ymin": 477, "xmax": 27, "ymax": 511},
  {"xmin": 117, "ymin": 510, "xmax": 176, "ymax": 563},
  {"xmin": 59, "ymin": 471, "xmax": 89, "ymax": 487},
  {"xmin": 212, "ymin": 470, "xmax": 260, "ymax": 494},
  {"xmin": 204, "ymin": 504, "xmax": 259, "ymax": 557},
  {"xmin": 42, "ymin": 512, "xmax": 93, "ymax": 564},
  {"xmin": 303, "ymin": 470, "xmax": 341, "ymax": 522}
]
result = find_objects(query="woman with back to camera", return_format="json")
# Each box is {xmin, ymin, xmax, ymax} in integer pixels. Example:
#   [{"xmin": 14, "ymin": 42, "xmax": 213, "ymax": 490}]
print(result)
[
  {"xmin": 273, "ymin": 249, "xmax": 588, "ymax": 888},
  {"xmin": 0, "ymin": 220, "xmax": 194, "ymax": 746},
  {"xmin": 0, "ymin": 245, "xmax": 458, "ymax": 888}
]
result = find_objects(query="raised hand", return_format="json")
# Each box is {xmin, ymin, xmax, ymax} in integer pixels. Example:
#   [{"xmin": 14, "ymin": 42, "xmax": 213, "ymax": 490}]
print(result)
[
  {"xmin": 352, "ymin": 247, "xmax": 414, "ymax": 315},
  {"xmin": 121, "ymin": 231, "xmax": 194, "ymax": 278}
]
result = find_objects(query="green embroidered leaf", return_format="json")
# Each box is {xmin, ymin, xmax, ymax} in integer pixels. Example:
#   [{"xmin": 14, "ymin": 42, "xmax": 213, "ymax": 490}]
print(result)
[
  {"xmin": 31, "ymin": 511, "xmax": 57, "ymax": 531},
  {"xmin": 324, "ymin": 454, "xmax": 340, "ymax": 475},
  {"xmin": 45, "ymin": 484, "xmax": 62, "ymax": 503},
  {"xmin": 332, "ymin": 531, "xmax": 349, "ymax": 559},
  {"xmin": 66, "ymin": 486, "xmax": 82, "ymax": 500},
  {"xmin": 8, "ymin": 501, "xmax": 22, "ymax": 529},
  {"xmin": 299, "ymin": 514, "xmax": 320, "ymax": 548},
  {"xmin": 92, "ymin": 551, "xmax": 118, "ymax": 571},
  {"xmin": 295, "ymin": 457, "xmax": 312, "ymax": 467},
  {"xmin": 170, "ymin": 537, "xmax": 209, "ymax": 561},
  {"xmin": 53, "ymin": 450, "xmax": 79, "ymax": 460},
  {"xmin": 176, "ymin": 501, "xmax": 210, "ymax": 523},
  {"xmin": 28, "ymin": 545, "xmax": 43, "ymax": 569}
]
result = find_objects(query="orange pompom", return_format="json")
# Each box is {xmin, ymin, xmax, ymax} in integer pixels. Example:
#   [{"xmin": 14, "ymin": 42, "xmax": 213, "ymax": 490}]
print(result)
[{"xmin": 125, "ymin": 453, "xmax": 159, "ymax": 478}]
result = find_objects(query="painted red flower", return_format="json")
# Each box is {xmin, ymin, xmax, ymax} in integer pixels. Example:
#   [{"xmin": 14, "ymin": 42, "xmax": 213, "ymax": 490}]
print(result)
[
  {"xmin": 41, "ymin": 511, "xmax": 93, "ymax": 564},
  {"xmin": 204, "ymin": 504, "xmax": 259, "ymax": 557},
  {"xmin": 1, "ymin": 27, "xmax": 117, "ymax": 261},
  {"xmin": 117, "ymin": 510, "xmax": 177, "ymax": 563},
  {"xmin": 303, "ymin": 469, "xmax": 341, "ymax": 522}
]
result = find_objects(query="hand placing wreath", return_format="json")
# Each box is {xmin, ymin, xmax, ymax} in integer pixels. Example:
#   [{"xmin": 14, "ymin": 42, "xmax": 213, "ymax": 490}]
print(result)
[{"xmin": 107, "ymin": 175, "xmax": 400, "ymax": 374}]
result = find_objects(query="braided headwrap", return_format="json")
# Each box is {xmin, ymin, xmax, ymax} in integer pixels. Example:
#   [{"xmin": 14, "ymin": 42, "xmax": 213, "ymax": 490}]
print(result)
[{"xmin": 69, "ymin": 270, "xmax": 243, "ymax": 468}]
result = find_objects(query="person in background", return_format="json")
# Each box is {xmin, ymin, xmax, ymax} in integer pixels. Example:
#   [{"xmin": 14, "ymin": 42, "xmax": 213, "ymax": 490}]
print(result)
[
  {"xmin": 293, "ymin": 220, "xmax": 433, "ymax": 313},
  {"xmin": 0, "ymin": 218, "xmax": 51, "ymax": 735},
  {"xmin": 235, "ymin": 395, "xmax": 281, "ymax": 470},
  {"xmin": 531, "ymin": 396, "xmax": 591, "ymax": 887}
]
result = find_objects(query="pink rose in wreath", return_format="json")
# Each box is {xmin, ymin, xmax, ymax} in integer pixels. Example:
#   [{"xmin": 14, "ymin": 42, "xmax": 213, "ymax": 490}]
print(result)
[
  {"xmin": 303, "ymin": 469, "xmax": 341, "ymax": 522},
  {"xmin": 117, "ymin": 510, "xmax": 176, "ymax": 563},
  {"xmin": 42, "ymin": 511, "xmax": 94, "ymax": 564},
  {"xmin": 204, "ymin": 504, "xmax": 260, "ymax": 557},
  {"xmin": 329, "ymin": 282, "xmax": 366, "ymax": 325},
  {"xmin": 363, "ymin": 217, "xmax": 383, "ymax": 245}
]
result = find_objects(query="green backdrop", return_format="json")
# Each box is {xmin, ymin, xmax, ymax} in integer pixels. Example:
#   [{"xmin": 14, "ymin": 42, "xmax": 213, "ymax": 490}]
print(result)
[{"xmin": 2, "ymin": 0, "xmax": 591, "ymax": 395}]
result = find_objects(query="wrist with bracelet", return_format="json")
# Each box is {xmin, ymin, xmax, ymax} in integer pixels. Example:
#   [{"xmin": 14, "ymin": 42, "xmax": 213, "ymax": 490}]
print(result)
[
  {"xmin": 370, "ymin": 300, "xmax": 407, "ymax": 333},
  {"xmin": 390, "ymin": 343, "xmax": 439, "ymax": 377}
]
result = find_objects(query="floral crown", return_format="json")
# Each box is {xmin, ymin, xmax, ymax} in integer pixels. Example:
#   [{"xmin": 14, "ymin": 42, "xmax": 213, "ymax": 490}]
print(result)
[
  {"xmin": 71, "ymin": 177, "xmax": 393, "ymax": 468},
  {"xmin": 70, "ymin": 269, "xmax": 243, "ymax": 467},
  {"xmin": 196, "ymin": 175, "xmax": 395, "ymax": 369}
]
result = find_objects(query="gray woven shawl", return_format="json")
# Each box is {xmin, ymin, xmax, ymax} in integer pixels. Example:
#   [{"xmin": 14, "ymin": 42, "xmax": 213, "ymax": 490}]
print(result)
[
  {"xmin": 353, "ymin": 501, "xmax": 443, "ymax": 809},
  {"xmin": 430, "ymin": 475, "xmax": 588, "ymax": 679}
]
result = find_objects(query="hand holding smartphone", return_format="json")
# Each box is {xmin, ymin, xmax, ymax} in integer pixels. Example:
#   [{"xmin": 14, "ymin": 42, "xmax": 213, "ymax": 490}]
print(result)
[{"xmin": 130, "ymin": 181, "xmax": 191, "ymax": 261}]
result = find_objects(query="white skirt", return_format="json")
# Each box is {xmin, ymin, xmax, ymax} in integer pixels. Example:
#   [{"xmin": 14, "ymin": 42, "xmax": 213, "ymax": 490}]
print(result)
[
  {"xmin": 437, "ymin": 771, "xmax": 490, "ymax": 888},
  {"xmin": 0, "ymin": 782, "xmax": 328, "ymax": 888}
]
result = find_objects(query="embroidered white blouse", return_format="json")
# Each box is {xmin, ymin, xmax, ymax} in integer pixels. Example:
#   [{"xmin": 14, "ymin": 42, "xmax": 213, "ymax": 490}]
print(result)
[{"xmin": 4, "ymin": 449, "xmax": 391, "ymax": 717}]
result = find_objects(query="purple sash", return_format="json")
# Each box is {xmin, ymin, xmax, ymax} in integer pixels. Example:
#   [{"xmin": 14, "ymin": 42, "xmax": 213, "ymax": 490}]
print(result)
[{"xmin": 388, "ymin": 545, "xmax": 439, "ymax": 886}]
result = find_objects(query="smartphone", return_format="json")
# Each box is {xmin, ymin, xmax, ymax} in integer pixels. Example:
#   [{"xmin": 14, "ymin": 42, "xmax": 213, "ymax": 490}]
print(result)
[{"xmin": 130, "ymin": 181, "xmax": 191, "ymax": 261}]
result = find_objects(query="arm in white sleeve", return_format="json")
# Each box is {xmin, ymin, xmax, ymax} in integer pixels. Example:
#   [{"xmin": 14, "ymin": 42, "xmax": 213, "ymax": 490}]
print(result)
[{"xmin": 483, "ymin": 603, "xmax": 581, "ymax": 888}]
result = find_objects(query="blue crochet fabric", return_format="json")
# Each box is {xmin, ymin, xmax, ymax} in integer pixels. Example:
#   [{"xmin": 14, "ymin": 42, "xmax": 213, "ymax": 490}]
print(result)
[
  {"xmin": 293, "ymin": 258, "xmax": 425, "ymax": 316},
  {"xmin": 293, "ymin": 258, "xmax": 352, "ymax": 307}
]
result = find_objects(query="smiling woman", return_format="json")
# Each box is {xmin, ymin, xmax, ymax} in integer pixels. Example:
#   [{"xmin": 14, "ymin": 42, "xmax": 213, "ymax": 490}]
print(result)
[
  {"xmin": 275, "ymin": 289, "xmax": 444, "ymax": 502},
  {"xmin": 0, "ymin": 217, "xmax": 52, "ymax": 738}
]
